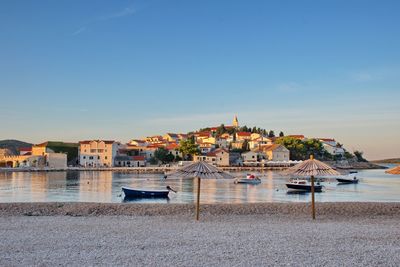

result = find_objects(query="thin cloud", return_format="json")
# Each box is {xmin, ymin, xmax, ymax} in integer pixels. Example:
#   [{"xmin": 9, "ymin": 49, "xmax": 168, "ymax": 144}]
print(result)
[
  {"xmin": 97, "ymin": 7, "xmax": 135, "ymax": 21},
  {"xmin": 71, "ymin": 27, "xmax": 86, "ymax": 36},
  {"xmin": 71, "ymin": 6, "xmax": 136, "ymax": 36}
]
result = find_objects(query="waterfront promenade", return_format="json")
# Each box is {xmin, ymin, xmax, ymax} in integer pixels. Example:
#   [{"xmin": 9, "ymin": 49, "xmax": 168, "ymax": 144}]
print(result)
[
  {"xmin": 1, "ymin": 202, "xmax": 399, "ymax": 266},
  {"xmin": 0, "ymin": 165, "xmax": 294, "ymax": 173}
]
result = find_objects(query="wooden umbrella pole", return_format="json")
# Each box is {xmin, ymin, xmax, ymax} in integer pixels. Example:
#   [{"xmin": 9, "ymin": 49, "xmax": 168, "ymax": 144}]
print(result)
[
  {"xmin": 311, "ymin": 175, "xmax": 315, "ymax": 220},
  {"xmin": 196, "ymin": 177, "xmax": 201, "ymax": 221}
]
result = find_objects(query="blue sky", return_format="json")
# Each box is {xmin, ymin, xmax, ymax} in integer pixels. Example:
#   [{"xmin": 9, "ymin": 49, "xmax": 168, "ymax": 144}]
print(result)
[{"xmin": 0, "ymin": 0, "xmax": 399, "ymax": 159}]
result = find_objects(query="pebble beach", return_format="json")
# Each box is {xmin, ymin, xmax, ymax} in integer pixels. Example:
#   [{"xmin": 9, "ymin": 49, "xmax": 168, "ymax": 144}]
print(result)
[{"xmin": 1, "ymin": 202, "xmax": 400, "ymax": 266}]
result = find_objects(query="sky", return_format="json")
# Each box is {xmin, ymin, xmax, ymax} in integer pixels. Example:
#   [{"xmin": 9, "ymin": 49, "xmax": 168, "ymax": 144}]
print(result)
[{"xmin": 0, "ymin": 0, "xmax": 399, "ymax": 160}]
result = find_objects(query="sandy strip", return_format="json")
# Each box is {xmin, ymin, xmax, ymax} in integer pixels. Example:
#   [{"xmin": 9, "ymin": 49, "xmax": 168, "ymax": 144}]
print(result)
[{"xmin": 1, "ymin": 202, "xmax": 400, "ymax": 218}]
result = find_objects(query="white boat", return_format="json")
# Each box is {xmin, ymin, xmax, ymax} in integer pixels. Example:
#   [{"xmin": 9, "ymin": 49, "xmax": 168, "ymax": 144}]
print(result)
[{"xmin": 234, "ymin": 174, "xmax": 261, "ymax": 184}]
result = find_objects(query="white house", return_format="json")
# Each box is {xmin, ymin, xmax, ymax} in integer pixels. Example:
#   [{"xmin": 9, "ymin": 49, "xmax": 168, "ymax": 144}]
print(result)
[
  {"xmin": 242, "ymin": 151, "xmax": 261, "ymax": 162},
  {"xmin": 79, "ymin": 140, "xmax": 120, "ymax": 167}
]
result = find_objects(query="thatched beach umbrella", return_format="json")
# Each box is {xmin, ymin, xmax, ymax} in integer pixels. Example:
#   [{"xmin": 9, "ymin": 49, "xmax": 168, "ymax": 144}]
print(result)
[
  {"xmin": 284, "ymin": 155, "xmax": 340, "ymax": 219},
  {"xmin": 386, "ymin": 165, "xmax": 400, "ymax": 175},
  {"xmin": 168, "ymin": 161, "xmax": 234, "ymax": 220}
]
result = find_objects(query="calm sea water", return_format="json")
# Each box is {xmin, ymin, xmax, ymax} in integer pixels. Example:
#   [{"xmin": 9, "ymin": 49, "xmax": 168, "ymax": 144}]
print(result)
[{"xmin": 0, "ymin": 166, "xmax": 399, "ymax": 203}]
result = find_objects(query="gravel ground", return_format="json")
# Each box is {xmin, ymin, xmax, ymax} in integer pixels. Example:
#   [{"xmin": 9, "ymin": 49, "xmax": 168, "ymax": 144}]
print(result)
[{"xmin": 1, "ymin": 213, "xmax": 400, "ymax": 266}]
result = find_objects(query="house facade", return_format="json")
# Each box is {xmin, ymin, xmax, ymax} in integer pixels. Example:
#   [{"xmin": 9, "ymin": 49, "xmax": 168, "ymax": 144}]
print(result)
[
  {"xmin": 79, "ymin": 140, "xmax": 120, "ymax": 167},
  {"xmin": 114, "ymin": 155, "xmax": 146, "ymax": 167},
  {"xmin": 261, "ymin": 144, "xmax": 290, "ymax": 161}
]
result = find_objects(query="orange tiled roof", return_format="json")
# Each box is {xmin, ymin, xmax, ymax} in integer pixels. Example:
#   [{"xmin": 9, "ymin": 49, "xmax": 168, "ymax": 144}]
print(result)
[{"xmin": 237, "ymin": 132, "xmax": 252, "ymax": 136}]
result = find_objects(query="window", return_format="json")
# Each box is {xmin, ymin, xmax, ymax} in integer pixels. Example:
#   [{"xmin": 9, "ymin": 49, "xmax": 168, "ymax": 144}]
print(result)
[
  {"xmin": 89, "ymin": 156, "xmax": 93, "ymax": 160},
  {"xmin": 83, "ymin": 156, "xmax": 86, "ymax": 159},
  {"xmin": 105, "ymin": 156, "xmax": 107, "ymax": 160}
]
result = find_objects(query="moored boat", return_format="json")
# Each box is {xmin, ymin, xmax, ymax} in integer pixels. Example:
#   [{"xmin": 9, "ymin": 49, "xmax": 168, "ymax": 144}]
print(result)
[
  {"xmin": 122, "ymin": 186, "xmax": 173, "ymax": 198},
  {"xmin": 234, "ymin": 174, "xmax": 261, "ymax": 184},
  {"xmin": 336, "ymin": 177, "xmax": 359, "ymax": 184},
  {"xmin": 286, "ymin": 179, "xmax": 323, "ymax": 192}
]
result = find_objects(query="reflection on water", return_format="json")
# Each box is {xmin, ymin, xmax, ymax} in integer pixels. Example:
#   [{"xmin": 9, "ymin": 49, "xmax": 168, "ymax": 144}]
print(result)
[{"xmin": 0, "ymin": 167, "xmax": 399, "ymax": 203}]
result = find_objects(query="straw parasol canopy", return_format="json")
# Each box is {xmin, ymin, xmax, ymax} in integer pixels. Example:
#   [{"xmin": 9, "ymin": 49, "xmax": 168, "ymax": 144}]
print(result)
[
  {"xmin": 284, "ymin": 158, "xmax": 341, "ymax": 177},
  {"xmin": 284, "ymin": 155, "xmax": 340, "ymax": 219},
  {"xmin": 386, "ymin": 165, "xmax": 400, "ymax": 175},
  {"xmin": 168, "ymin": 161, "xmax": 234, "ymax": 220},
  {"xmin": 169, "ymin": 161, "xmax": 235, "ymax": 180}
]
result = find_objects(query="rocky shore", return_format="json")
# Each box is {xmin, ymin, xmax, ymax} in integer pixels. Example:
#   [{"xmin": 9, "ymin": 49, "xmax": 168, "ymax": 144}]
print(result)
[{"xmin": 1, "ymin": 202, "xmax": 400, "ymax": 218}]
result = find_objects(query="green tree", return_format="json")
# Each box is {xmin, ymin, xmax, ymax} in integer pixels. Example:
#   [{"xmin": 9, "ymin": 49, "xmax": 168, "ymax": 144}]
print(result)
[
  {"xmin": 354, "ymin": 150, "xmax": 368, "ymax": 162},
  {"xmin": 344, "ymin": 151, "xmax": 354, "ymax": 159},
  {"xmin": 252, "ymin": 126, "xmax": 257, "ymax": 133},
  {"xmin": 149, "ymin": 157, "xmax": 158, "ymax": 165},
  {"xmin": 179, "ymin": 139, "xmax": 200, "ymax": 160},
  {"xmin": 268, "ymin": 130, "xmax": 275, "ymax": 138},
  {"xmin": 279, "ymin": 131, "xmax": 285, "ymax": 137},
  {"xmin": 241, "ymin": 125, "xmax": 249, "ymax": 132},
  {"xmin": 278, "ymin": 137, "xmax": 305, "ymax": 160},
  {"xmin": 154, "ymin": 148, "xmax": 174, "ymax": 163},
  {"xmin": 242, "ymin": 140, "xmax": 250, "ymax": 152},
  {"xmin": 216, "ymin": 124, "xmax": 227, "ymax": 136}
]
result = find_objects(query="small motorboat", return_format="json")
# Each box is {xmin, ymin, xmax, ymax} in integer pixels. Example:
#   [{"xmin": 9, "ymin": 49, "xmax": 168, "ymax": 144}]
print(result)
[
  {"xmin": 234, "ymin": 174, "xmax": 261, "ymax": 184},
  {"xmin": 122, "ymin": 186, "xmax": 176, "ymax": 198},
  {"xmin": 336, "ymin": 177, "xmax": 359, "ymax": 184},
  {"xmin": 286, "ymin": 179, "xmax": 323, "ymax": 192}
]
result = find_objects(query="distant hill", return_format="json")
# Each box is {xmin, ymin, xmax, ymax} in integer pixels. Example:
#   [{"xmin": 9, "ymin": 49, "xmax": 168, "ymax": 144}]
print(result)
[
  {"xmin": 0, "ymin": 139, "xmax": 33, "ymax": 155},
  {"xmin": 371, "ymin": 158, "xmax": 400, "ymax": 164}
]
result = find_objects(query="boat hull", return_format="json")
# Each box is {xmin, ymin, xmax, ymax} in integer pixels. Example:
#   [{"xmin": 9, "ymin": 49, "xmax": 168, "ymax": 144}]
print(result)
[
  {"xmin": 336, "ymin": 178, "xmax": 358, "ymax": 184},
  {"xmin": 286, "ymin": 183, "xmax": 323, "ymax": 192},
  {"xmin": 234, "ymin": 178, "xmax": 261, "ymax": 184},
  {"xmin": 122, "ymin": 187, "xmax": 169, "ymax": 198}
]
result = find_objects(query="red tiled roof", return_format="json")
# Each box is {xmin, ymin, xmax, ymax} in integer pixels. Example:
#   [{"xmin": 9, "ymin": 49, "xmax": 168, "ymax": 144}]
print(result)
[
  {"xmin": 132, "ymin": 156, "xmax": 145, "ymax": 161},
  {"xmin": 206, "ymin": 151, "xmax": 217, "ymax": 157},
  {"xmin": 166, "ymin": 143, "xmax": 180, "ymax": 150},
  {"xmin": 237, "ymin": 132, "xmax": 252, "ymax": 136},
  {"xmin": 19, "ymin": 147, "xmax": 32, "ymax": 152},
  {"xmin": 195, "ymin": 131, "xmax": 211, "ymax": 137}
]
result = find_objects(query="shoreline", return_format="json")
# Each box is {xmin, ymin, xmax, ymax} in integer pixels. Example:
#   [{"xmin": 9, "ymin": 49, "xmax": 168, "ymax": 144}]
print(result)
[
  {"xmin": 0, "ymin": 163, "xmax": 386, "ymax": 173},
  {"xmin": 1, "ymin": 202, "xmax": 400, "ymax": 218}
]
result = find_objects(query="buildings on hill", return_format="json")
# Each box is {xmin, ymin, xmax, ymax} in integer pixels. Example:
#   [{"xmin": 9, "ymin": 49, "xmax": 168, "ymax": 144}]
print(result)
[
  {"xmin": 0, "ymin": 142, "xmax": 68, "ymax": 168},
  {"xmin": 0, "ymin": 116, "xmax": 352, "ymax": 169}
]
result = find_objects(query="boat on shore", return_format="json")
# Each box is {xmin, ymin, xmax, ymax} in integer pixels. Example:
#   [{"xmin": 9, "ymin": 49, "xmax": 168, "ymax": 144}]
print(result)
[
  {"xmin": 122, "ymin": 186, "xmax": 176, "ymax": 198},
  {"xmin": 286, "ymin": 179, "xmax": 323, "ymax": 192},
  {"xmin": 234, "ymin": 174, "xmax": 261, "ymax": 184}
]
